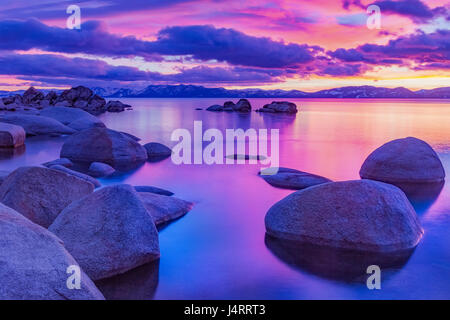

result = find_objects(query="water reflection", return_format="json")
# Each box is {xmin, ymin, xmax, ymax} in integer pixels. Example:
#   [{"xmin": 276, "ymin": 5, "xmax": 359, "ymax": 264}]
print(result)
[
  {"xmin": 0, "ymin": 145, "xmax": 25, "ymax": 159},
  {"xmin": 95, "ymin": 260, "xmax": 160, "ymax": 300},
  {"xmin": 265, "ymin": 235, "xmax": 415, "ymax": 282}
]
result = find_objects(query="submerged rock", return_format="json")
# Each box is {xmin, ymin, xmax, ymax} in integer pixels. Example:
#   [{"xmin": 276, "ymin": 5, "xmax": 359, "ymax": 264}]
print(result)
[
  {"xmin": 360, "ymin": 137, "xmax": 446, "ymax": 193},
  {"xmin": 260, "ymin": 170, "xmax": 331, "ymax": 190},
  {"xmin": 40, "ymin": 106, "xmax": 105, "ymax": 131},
  {"xmin": 143, "ymin": 142, "xmax": 172, "ymax": 161},
  {"xmin": 60, "ymin": 127, "xmax": 148, "ymax": 170},
  {"xmin": 138, "ymin": 192, "xmax": 193, "ymax": 227},
  {"xmin": 265, "ymin": 180, "xmax": 423, "ymax": 252},
  {"xmin": 49, "ymin": 185, "xmax": 160, "ymax": 280},
  {"xmin": 49, "ymin": 165, "xmax": 101, "ymax": 188},
  {"xmin": 0, "ymin": 123, "xmax": 25, "ymax": 148},
  {"xmin": 42, "ymin": 158, "xmax": 74, "ymax": 168},
  {"xmin": 0, "ymin": 203, "xmax": 104, "ymax": 300},
  {"xmin": 88, "ymin": 162, "xmax": 115, "ymax": 178},
  {"xmin": 257, "ymin": 101, "xmax": 298, "ymax": 114},
  {"xmin": 134, "ymin": 186, "xmax": 174, "ymax": 196},
  {"xmin": 0, "ymin": 115, "xmax": 76, "ymax": 136},
  {"xmin": 206, "ymin": 104, "xmax": 223, "ymax": 112},
  {"xmin": 0, "ymin": 166, "xmax": 94, "ymax": 228}
]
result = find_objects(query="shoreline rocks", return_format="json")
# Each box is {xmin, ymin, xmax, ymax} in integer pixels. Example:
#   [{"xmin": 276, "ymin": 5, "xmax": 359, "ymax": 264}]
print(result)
[
  {"xmin": 88, "ymin": 162, "xmax": 115, "ymax": 178},
  {"xmin": 0, "ymin": 114, "xmax": 76, "ymax": 136},
  {"xmin": 0, "ymin": 123, "xmax": 25, "ymax": 148},
  {"xmin": 49, "ymin": 165, "xmax": 101, "ymax": 188},
  {"xmin": 265, "ymin": 180, "xmax": 423, "ymax": 253},
  {"xmin": 48, "ymin": 184, "xmax": 160, "ymax": 280},
  {"xmin": 206, "ymin": 99, "xmax": 252, "ymax": 113},
  {"xmin": 144, "ymin": 142, "xmax": 172, "ymax": 161},
  {"xmin": 259, "ymin": 168, "xmax": 331, "ymax": 190},
  {"xmin": 0, "ymin": 166, "xmax": 95, "ymax": 228},
  {"xmin": 0, "ymin": 203, "xmax": 104, "ymax": 300},
  {"xmin": 40, "ymin": 106, "xmax": 105, "ymax": 131},
  {"xmin": 60, "ymin": 127, "xmax": 148, "ymax": 171}
]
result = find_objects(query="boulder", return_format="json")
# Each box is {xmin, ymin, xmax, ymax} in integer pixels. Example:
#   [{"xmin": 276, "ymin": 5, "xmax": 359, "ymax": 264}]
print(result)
[
  {"xmin": 86, "ymin": 95, "xmax": 107, "ymax": 115},
  {"xmin": 134, "ymin": 186, "xmax": 174, "ymax": 196},
  {"xmin": 265, "ymin": 180, "xmax": 423, "ymax": 252},
  {"xmin": 206, "ymin": 105, "xmax": 223, "ymax": 112},
  {"xmin": 42, "ymin": 158, "xmax": 74, "ymax": 168},
  {"xmin": 120, "ymin": 131, "xmax": 141, "ymax": 141},
  {"xmin": 224, "ymin": 101, "xmax": 235, "ymax": 109},
  {"xmin": 60, "ymin": 127, "xmax": 148, "ymax": 170},
  {"xmin": 0, "ymin": 123, "xmax": 25, "ymax": 148},
  {"xmin": 258, "ymin": 101, "xmax": 298, "ymax": 114},
  {"xmin": 59, "ymin": 86, "xmax": 93, "ymax": 102},
  {"xmin": 233, "ymin": 99, "xmax": 252, "ymax": 112},
  {"xmin": 45, "ymin": 91, "xmax": 58, "ymax": 103},
  {"xmin": 88, "ymin": 162, "xmax": 115, "ymax": 178},
  {"xmin": 22, "ymin": 87, "xmax": 44, "ymax": 105},
  {"xmin": 40, "ymin": 106, "xmax": 105, "ymax": 131},
  {"xmin": 260, "ymin": 170, "xmax": 331, "ymax": 190},
  {"xmin": 106, "ymin": 100, "xmax": 130, "ymax": 112},
  {"xmin": 360, "ymin": 137, "xmax": 445, "ymax": 186},
  {"xmin": 49, "ymin": 165, "xmax": 101, "ymax": 188},
  {"xmin": 0, "ymin": 166, "xmax": 94, "ymax": 228},
  {"xmin": 0, "ymin": 115, "xmax": 76, "ymax": 136},
  {"xmin": 143, "ymin": 142, "xmax": 172, "ymax": 160},
  {"xmin": 54, "ymin": 100, "xmax": 72, "ymax": 107},
  {"xmin": 138, "ymin": 192, "xmax": 193, "ymax": 226},
  {"xmin": 48, "ymin": 185, "xmax": 160, "ymax": 280},
  {"xmin": 73, "ymin": 99, "xmax": 88, "ymax": 110},
  {"xmin": 0, "ymin": 203, "xmax": 104, "ymax": 300}
]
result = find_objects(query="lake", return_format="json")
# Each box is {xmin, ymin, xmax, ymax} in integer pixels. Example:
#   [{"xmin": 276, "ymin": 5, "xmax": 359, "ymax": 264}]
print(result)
[{"xmin": 1, "ymin": 98, "xmax": 449, "ymax": 299}]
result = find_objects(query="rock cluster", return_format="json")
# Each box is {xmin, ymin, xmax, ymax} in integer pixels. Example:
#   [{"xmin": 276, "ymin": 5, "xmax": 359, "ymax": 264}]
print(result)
[
  {"xmin": 1, "ymin": 86, "xmax": 131, "ymax": 115},
  {"xmin": 206, "ymin": 99, "xmax": 252, "ymax": 113}
]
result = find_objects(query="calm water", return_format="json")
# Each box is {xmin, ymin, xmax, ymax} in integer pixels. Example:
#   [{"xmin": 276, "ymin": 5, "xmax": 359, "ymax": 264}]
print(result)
[{"xmin": 1, "ymin": 98, "xmax": 449, "ymax": 299}]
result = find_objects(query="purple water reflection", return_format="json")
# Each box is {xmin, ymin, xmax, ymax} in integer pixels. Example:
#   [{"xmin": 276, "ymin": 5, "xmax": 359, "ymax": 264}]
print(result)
[{"xmin": 1, "ymin": 98, "xmax": 449, "ymax": 299}]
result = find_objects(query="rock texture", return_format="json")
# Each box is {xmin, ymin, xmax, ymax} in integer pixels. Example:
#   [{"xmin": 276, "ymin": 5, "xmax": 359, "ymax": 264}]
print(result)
[
  {"xmin": 88, "ymin": 162, "xmax": 115, "ymax": 178},
  {"xmin": 138, "ymin": 192, "xmax": 193, "ymax": 226},
  {"xmin": 0, "ymin": 203, "xmax": 104, "ymax": 300},
  {"xmin": 257, "ymin": 101, "xmax": 298, "ymax": 114},
  {"xmin": 49, "ymin": 185, "xmax": 160, "ymax": 280},
  {"xmin": 360, "ymin": 137, "xmax": 446, "ymax": 185},
  {"xmin": 106, "ymin": 100, "xmax": 131, "ymax": 112},
  {"xmin": 0, "ymin": 122, "xmax": 25, "ymax": 148},
  {"xmin": 42, "ymin": 158, "xmax": 74, "ymax": 168},
  {"xmin": 40, "ymin": 106, "xmax": 105, "ymax": 131},
  {"xmin": 265, "ymin": 180, "xmax": 423, "ymax": 252},
  {"xmin": 143, "ymin": 142, "xmax": 172, "ymax": 160},
  {"xmin": 0, "ymin": 115, "xmax": 76, "ymax": 136},
  {"xmin": 206, "ymin": 100, "xmax": 251, "ymax": 113},
  {"xmin": 60, "ymin": 127, "xmax": 148, "ymax": 170},
  {"xmin": 0, "ymin": 166, "xmax": 94, "ymax": 228},
  {"xmin": 49, "ymin": 165, "xmax": 101, "ymax": 188}
]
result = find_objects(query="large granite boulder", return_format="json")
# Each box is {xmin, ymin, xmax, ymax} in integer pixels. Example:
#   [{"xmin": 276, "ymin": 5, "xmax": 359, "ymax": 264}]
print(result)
[
  {"xmin": 49, "ymin": 185, "xmax": 160, "ymax": 280},
  {"xmin": 0, "ymin": 166, "xmax": 94, "ymax": 228},
  {"xmin": 88, "ymin": 162, "xmax": 115, "ymax": 178},
  {"xmin": 265, "ymin": 180, "xmax": 423, "ymax": 252},
  {"xmin": 0, "ymin": 203, "xmax": 104, "ymax": 300},
  {"xmin": 60, "ymin": 127, "xmax": 147, "ymax": 170},
  {"xmin": 40, "ymin": 106, "xmax": 105, "ymax": 131},
  {"xmin": 0, "ymin": 123, "xmax": 25, "ymax": 148},
  {"xmin": 257, "ymin": 101, "xmax": 298, "ymax": 114},
  {"xmin": 86, "ymin": 95, "xmax": 107, "ymax": 115},
  {"xmin": 360, "ymin": 137, "xmax": 446, "ymax": 189},
  {"xmin": 49, "ymin": 165, "xmax": 101, "ymax": 188},
  {"xmin": 42, "ymin": 158, "xmax": 74, "ymax": 168},
  {"xmin": 233, "ymin": 99, "xmax": 252, "ymax": 112},
  {"xmin": 143, "ymin": 142, "xmax": 172, "ymax": 161},
  {"xmin": 59, "ymin": 86, "xmax": 93, "ymax": 103},
  {"xmin": 0, "ymin": 115, "xmax": 76, "ymax": 136},
  {"xmin": 260, "ymin": 168, "xmax": 331, "ymax": 190},
  {"xmin": 0, "ymin": 170, "xmax": 10, "ymax": 185},
  {"xmin": 138, "ymin": 192, "xmax": 193, "ymax": 226}
]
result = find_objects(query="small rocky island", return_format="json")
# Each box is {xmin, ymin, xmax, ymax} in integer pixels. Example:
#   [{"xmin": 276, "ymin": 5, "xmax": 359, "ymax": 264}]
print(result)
[{"xmin": 206, "ymin": 99, "xmax": 298, "ymax": 114}]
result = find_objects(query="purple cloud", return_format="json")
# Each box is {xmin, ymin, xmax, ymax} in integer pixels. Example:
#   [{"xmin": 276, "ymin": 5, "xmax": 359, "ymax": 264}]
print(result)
[{"xmin": 371, "ymin": 0, "xmax": 448, "ymax": 21}]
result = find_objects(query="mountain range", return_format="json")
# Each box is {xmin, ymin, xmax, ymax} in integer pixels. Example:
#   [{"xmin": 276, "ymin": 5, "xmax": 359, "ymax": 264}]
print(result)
[{"xmin": 2, "ymin": 85, "xmax": 450, "ymax": 99}]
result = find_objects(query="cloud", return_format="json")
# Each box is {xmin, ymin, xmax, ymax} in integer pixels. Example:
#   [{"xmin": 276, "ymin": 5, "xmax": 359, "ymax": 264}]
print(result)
[
  {"xmin": 0, "ymin": 19, "xmax": 319, "ymax": 68},
  {"xmin": 371, "ymin": 0, "xmax": 448, "ymax": 22}
]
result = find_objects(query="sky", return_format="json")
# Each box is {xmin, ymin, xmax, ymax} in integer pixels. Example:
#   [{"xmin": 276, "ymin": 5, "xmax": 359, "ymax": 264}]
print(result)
[{"xmin": 0, "ymin": 0, "xmax": 449, "ymax": 91}]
